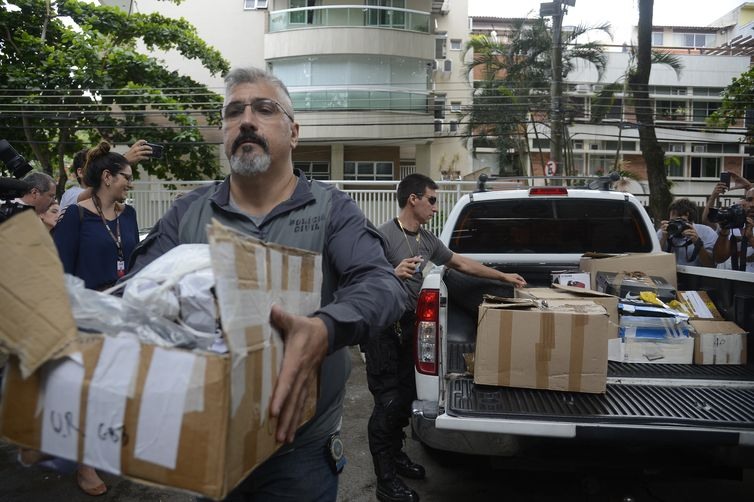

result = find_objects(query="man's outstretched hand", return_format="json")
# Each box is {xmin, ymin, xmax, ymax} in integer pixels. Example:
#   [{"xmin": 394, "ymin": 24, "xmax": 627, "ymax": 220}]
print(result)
[{"xmin": 268, "ymin": 304, "xmax": 328, "ymax": 443}]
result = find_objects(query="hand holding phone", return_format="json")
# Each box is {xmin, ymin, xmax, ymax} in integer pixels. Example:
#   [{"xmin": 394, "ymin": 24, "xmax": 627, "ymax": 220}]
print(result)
[
  {"xmin": 145, "ymin": 142, "xmax": 164, "ymax": 159},
  {"xmin": 720, "ymin": 172, "xmax": 731, "ymax": 188}
]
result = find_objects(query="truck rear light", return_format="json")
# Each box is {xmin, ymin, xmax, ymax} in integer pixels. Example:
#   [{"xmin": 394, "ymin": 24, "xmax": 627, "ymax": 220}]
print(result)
[
  {"xmin": 529, "ymin": 187, "xmax": 568, "ymax": 196},
  {"xmin": 415, "ymin": 289, "xmax": 439, "ymax": 375}
]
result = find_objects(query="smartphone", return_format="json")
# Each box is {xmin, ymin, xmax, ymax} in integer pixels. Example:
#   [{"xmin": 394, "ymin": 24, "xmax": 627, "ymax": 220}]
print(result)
[
  {"xmin": 145, "ymin": 142, "xmax": 164, "ymax": 159},
  {"xmin": 720, "ymin": 172, "xmax": 731, "ymax": 188}
]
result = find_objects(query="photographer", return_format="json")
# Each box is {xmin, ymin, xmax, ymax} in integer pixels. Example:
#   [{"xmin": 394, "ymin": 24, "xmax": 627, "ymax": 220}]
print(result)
[
  {"xmin": 657, "ymin": 198, "xmax": 717, "ymax": 267},
  {"xmin": 712, "ymin": 187, "xmax": 754, "ymax": 272},
  {"xmin": 5, "ymin": 171, "xmax": 56, "ymax": 215}
]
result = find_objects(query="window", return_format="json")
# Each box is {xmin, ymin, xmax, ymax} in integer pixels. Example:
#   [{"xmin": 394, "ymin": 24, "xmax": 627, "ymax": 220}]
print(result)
[
  {"xmin": 652, "ymin": 31, "xmax": 663, "ymax": 46},
  {"xmin": 604, "ymin": 141, "xmax": 637, "ymax": 152},
  {"xmin": 681, "ymin": 33, "xmax": 710, "ymax": 47},
  {"xmin": 344, "ymin": 161, "xmax": 393, "ymax": 181},
  {"xmin": 433, "ymin": 94, "xmax": 446, "ymax": 119},
  {"xmin": 294, "ymin": 161, "xmax": 330, "ymax": 180},
  {"xmin": 449, "ymin": 120, "xmax": 458, "ymax": 132},
  {"xmin": 666, "ymin": 156, "xmax": 684, "ymax": 177},
  {"xmin": 366, "ymin": 0, "xmax": 406, "ymax": 28},
  {"xmin": 693, "ymin": 101, "xmax": 719, "ymax": 122},
  {"xmin": 450, "ymin": 39, "xmax": 462, "ymax": 50},
  {"xmin": 244, "ymin": 0, "xmax": 268, "ymax": 9},
  {"xmin": 690, "ymin": 157, "xmax": 720, "ymax": 178},
  {"xmin": 653, "ymin": 86, "xmax": 686, "ymax": 95},
  {"xmin": 656, "ymin": 100, "xmax": 687, "ymax": 121},
  {"xmin": 588, "ymin": 154, "xmax": 615, "ymax": 176},
  {"xmin": 447, "ymin": 199, "xmax": 654, "ymax": 254},
  {"xmin": 435, "ymin": 38, "xmax": 446, "ymax": 58},
  {"xmin": 663, "ymin": 143, "xmax": 685, "ymax": 153},
  {"xmin": 450, "ymin": 101, "xmax": 462, "ymax": 113},
  {"xmin": 693, "ymin": 87, "xmax": 724, "ymax": 96}
]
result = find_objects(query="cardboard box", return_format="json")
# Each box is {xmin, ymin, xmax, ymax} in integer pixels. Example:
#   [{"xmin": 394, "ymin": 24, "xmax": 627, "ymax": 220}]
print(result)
[
  {"xmin": 551, "ymin": 272, "xmax": 591, "ymax": 289},
  {"xmin": 691, "ymin": 320, "xmax": 748, "ymax": 365},
  {"xmin": 0, "ymin": 213, "xmax": 319, "ymax": 499},
  {"xmin": 516, "ymin": 284, "xmax": 619, "ymax": 339},
  {"xmin": 579, "ymin": 252, "xmax": 677, "ymax": 290},
  {"xmin": 595, "ymin": 271, "xmax": 677, "ymax": 303},
  {"xmin": 610, "ymin": 316, "xmax": 694, "ymax": 364},
  {"xmin": 474, "ymin": 298, "xmax": 610, "ymax": 394},
  {"xmin": 676, "ymin": 291, "xmax": 724, "ymax": 320}
]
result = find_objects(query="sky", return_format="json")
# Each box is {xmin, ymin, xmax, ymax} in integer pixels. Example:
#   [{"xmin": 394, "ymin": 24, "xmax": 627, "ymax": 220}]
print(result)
[{"xmin": 468, "ymin": 0, "xmax": 748, "ymax": 46}]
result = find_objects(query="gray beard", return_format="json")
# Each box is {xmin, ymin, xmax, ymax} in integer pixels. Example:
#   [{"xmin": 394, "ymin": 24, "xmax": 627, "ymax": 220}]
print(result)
[{"xmin": 230, "ymin": 150, "xmax": 271, "ymax": 176}]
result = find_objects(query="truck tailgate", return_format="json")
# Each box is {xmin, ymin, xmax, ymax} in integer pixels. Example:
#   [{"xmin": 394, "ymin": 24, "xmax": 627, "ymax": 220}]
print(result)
[{"xmin": 443, "ymin": 342, "xmax": 754, "ymax": 445}]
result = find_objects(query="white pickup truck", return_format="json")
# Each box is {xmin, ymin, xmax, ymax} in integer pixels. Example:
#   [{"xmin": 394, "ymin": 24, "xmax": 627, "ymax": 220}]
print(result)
[{"xmin": 411, "ymin": 182, "xmax": 754, "ymax": 470}]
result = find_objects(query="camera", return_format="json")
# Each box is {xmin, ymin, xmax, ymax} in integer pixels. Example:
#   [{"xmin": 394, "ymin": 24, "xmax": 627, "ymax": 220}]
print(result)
[
  {"xmin": 0, "ymin": 139, "xmax": 34, "ymax": 224},
  {"xmin": 708, "ymin": 205, "xmax": 747, "ymax": 229},
  {"xmin": 666, "ymin": 218, "xmax": 691, "ymax": 238}
]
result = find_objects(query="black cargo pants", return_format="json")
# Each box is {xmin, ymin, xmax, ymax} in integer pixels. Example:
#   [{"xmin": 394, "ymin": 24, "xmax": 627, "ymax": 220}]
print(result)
[{"xmin": 365, "ymin": 311, "xmax": 417, "ymax": 457}]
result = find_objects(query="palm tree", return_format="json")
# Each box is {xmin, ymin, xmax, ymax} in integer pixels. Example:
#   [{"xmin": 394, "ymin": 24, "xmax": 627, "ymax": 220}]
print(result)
[{"xmin": 465, "ymin": 17, "xmax": 612, "ymax": 177}]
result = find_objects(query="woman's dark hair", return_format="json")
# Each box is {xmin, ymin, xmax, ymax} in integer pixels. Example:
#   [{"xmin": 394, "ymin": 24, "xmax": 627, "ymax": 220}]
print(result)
[{"xmin": 82, "ymin": 141, "xmax": 129, "ymax": 190}]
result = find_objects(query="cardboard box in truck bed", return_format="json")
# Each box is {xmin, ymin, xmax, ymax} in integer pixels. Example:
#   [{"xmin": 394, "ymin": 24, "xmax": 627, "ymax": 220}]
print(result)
[
  {"xmin": 579, "ymin": 252, "xmax": 677, "ymax": 290},
  {"xmin": 0, "ymin": 213, "xmax": 319, "ymax": 500},
  {"xmin": 474, "ymin": 298, "xmax": 610, "ymax": 394}
]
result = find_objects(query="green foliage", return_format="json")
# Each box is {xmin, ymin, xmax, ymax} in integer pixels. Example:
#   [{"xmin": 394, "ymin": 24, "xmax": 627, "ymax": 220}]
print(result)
[
  {"xmin": 708, "ymin": 66, "xmax": 754, "ymax": 140},
  {"xmin": 464, "ymin": 17, "xmax": 612, "ymax": 175},
  {"xmin": 0, "ymin": 0, "xmax": 229, "ymax": 188}
]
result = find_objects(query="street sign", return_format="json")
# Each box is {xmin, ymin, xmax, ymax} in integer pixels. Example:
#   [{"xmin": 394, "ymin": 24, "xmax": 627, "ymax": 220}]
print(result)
[{"xmin": 545, "ymin": 160, "xmax": 557, "ymax": 177}]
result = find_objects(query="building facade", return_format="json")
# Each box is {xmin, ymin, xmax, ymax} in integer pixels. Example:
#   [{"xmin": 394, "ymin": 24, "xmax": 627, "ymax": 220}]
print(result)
[{"xmin": 101, "ymin": 0, "xmax": 475, "ymax": 182}]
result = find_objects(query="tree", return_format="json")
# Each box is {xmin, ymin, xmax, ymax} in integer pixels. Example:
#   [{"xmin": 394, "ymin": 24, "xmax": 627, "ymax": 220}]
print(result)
[
  {"xmin": 629, "ymin": 0, "xmax": 671, "ymax": 223},
  {"xmin": 465, "ymin": 17, "xmax": 611, "ymax": 176},
  {"xmin": 708, "ymin": 66, "xmax": 754, "ymax": 142},
  {"xmin": 0, "ymin": 0, "xmax": 230, "ymax": 195}
]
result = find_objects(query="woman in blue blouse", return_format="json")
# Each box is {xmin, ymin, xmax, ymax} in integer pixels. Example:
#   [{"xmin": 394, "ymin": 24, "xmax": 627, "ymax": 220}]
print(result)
[
  {"xmin": 52, "ymin": 141, "xmax": 140, "ymax": 495},
  {"xmin": 54, "ymin": 141, "xmax": 139, "ymax": 292}
]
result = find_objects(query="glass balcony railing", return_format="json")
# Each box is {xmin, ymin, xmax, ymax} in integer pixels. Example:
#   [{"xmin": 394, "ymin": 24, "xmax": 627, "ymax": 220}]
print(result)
[
  {"xmin": 290, "ymin": 88, "xmax": 430, "ymax": 112},
  {"xmin": 269, "ymin": 5, "xmax": 430, "ymax": 33}
]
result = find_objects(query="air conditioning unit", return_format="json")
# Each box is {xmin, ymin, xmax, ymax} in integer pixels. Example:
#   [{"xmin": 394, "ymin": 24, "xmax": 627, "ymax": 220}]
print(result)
[
  {"xmin": 693, "ymin": 145, "xmax": 706, "ymax": 153},
  {"xmin": 575, "ymin": 84, "xmax": 590, "ymax": 94},
  {"xmin": 573, "ymin": 141, "xmax": 584, "ymax": 149},
  {"xmin": 433, "ymin": 59, "xmax": 445, "ymax": 72},
  {"xmin": 592, "ymin": 84, "xmax": 604, "ymax": 93},
  {"xmin": 589, "ymin": 143, "xmax": 600, "ymax": 150}
]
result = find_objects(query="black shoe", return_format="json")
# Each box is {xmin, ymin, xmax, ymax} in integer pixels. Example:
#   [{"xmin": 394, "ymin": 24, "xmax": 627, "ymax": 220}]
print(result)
[
  {"xmin": 394, "ymin": 450, "xmax": 426, "ymax": 480},
  {"xmin": 376, "ymin": 477, "xmax": 420, "ymax": 502}
]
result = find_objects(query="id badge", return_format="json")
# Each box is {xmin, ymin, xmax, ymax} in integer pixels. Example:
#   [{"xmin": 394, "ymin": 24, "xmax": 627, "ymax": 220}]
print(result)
[{"xmin": 117, "ymin": 260, "xmax": 125, "ymax": 277}]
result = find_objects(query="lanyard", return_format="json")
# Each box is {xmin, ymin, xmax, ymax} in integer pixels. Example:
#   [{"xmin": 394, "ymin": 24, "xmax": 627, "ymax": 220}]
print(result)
[
  {"xmin": 396, "ymin": 218, "xmax": 420, "ymax": 257},
  {"xmin": 92, "ymin": 195, "xmax": 125, "ymax": 277}
]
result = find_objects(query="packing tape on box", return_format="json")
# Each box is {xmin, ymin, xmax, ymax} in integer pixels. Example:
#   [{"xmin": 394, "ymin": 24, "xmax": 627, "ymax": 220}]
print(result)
[
  {"xmin": 569, "ymin": 314, "xmax": 587, "ymax": 391},
  {"xmin": 535, "ymin": 312, "xmax": 555, "ymax": 389},
  {"xmin": 134, "ymin": 348, "xmax": 197, "ymax": 470},
  {"xmin": 83, "ymin": 336, "xmax": 141, "ymax": 474}
]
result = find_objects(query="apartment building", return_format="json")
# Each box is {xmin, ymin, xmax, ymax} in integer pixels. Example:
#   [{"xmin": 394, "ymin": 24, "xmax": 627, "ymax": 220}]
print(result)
[
  {"xmin": 471, "ymin": 12, "xmax": 751, "ymax": 197},
  {"xmin": 100, "ymin": 0, "xmax": 474, "ymax": 182}
]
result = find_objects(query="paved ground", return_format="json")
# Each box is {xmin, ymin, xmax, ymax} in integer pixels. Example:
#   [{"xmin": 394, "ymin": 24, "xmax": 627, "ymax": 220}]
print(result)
[{"xmin": 2, "ymin": 348, "xmax": 754, "ymax": 501}]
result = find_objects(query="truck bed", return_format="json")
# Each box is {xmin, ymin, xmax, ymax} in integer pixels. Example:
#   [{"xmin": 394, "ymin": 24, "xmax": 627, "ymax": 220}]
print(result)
[{"xmin": 441, "ymin": 268, "xmax": 754, "ymax": 444}]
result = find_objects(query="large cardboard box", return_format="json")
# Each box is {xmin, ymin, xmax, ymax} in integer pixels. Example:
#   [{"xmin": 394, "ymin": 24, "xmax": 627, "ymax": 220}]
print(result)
[
  {"xmin": 579, "ymin": 252, "xmax": 677, "ymax": 290},
  {"xmin": 691, "ymin": 320, "xmax": 748, "ymax": 365},
  {"xmin": 515, "ymin": 284, "xmax": 619, "ymax": 339},
  {"xmin": 474, "ymin": 298, "xmax": 610, "ymax": 394},
  {"xmin": 0, "ymin": 213, "xmax": 319, "ymax": 499},
  {"xmin": 595, "ymin": 271, "xmax": 677, "ymax": 303}
]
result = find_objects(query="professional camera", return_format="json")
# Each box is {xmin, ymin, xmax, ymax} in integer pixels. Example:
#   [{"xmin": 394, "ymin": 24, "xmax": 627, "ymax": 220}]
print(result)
[
  {"xmin": 708, "ymin": 205, "xmax": 748, "ymax": 230},
  {"xmin": 0, "ymin": 139, "xmax": 34, "ymax": 224},
  {"xmin": 666, "ymin": 218, "xmax": 691, "ymax": 239}
]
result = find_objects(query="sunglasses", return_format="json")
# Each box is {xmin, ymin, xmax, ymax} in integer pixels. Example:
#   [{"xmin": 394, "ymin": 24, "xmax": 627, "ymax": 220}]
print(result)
[{"xmin": 415, "ymin": 193, "xmax": 437, "ymax": 205}]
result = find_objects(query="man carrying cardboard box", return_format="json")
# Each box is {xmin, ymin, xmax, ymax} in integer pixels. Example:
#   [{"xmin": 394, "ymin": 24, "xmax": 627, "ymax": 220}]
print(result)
[{"xmin": 128, "ymin": 67, "xmax": 406, "ymax": 501}]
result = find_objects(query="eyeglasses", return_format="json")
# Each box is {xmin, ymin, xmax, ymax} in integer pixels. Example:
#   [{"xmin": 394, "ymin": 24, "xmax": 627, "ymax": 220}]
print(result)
[
  {"xmin": 415, "ymin": 193, "xmax": 437, "ymax": 205},
  {"xmin": 222, "ymin": 98, "xmax": 294, "ymax": 122},
  {"xmin": 118, "ymin": 172, "xmax": 133, "ymax": 182}
]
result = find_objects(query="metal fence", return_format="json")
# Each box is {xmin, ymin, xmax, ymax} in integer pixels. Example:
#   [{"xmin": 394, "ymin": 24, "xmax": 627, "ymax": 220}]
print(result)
[{"xmin": 128, "ymin": 178, "xmax": 724, "ymax": 234}]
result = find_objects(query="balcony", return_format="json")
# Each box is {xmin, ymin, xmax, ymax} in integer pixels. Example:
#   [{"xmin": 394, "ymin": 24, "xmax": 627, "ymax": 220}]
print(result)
[
  {"xmin": 289, "ymin": 87, "xmax": 430, "ymax": 113},
  {"xmin": 269, "ymin": 5, "xmax": 430, "ymax": 33}
]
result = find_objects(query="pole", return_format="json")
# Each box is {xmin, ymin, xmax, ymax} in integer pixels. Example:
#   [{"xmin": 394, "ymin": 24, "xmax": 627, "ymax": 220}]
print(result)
[{"xmin": 550, "ymin": 1, "xmax": 564, "ymax": 184}]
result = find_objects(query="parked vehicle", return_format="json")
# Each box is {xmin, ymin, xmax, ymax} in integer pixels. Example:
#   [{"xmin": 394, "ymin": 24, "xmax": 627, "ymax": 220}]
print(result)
[{"xmin": 411, "ymin": 180, "xmax": 754, "ymax": 472}]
